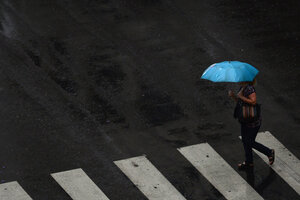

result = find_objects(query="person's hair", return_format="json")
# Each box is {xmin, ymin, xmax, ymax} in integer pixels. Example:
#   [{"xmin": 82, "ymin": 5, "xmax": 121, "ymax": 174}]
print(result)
[
  {"xmin": 240, "ymin": 77, "xmax": 257, "ymax": 86},
  {"xmin": 248, "ymin": 77, "xmax": 257, "ymax": 86},
  {"xmin": 239, "ymin": 77, "xmax": 257, "ymax": 86}
]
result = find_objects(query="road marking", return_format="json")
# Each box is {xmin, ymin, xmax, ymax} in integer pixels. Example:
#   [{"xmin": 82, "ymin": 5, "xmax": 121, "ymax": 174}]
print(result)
[
  {"xmin": 178, "ymin": 143, "xmax": 264, "ymax": 200},
  {"xmin": 239, "ymin": 131, "xmax": 300, "ymax": 195},
  {"xmin": 51, "ymin": 168, "xmax": 110, "ymax": 200},
  {"xmin": 114, "ymin": 155, "xmax": 186, "ymax": 200},
  {"xmin": 0, "ymin": 181, "xmax": 32, "ymax": 200}
]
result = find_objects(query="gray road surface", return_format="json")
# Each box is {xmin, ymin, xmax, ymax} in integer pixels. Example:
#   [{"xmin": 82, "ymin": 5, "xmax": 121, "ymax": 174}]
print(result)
[{"xmin": 0, "ymin": 0, "xmax": 299, "ymax": 199}]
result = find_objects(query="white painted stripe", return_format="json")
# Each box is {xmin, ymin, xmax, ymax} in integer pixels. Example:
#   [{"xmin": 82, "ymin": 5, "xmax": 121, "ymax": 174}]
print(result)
[
  {"xmin": 239, "ymin": 131, "xmax": 300, "ymax": 195},
  {"xmin": 0, "ymin": 181, "xmax": 32, "ymax": 200},
  {"xmin": 178, "ymin": 143, "xmax": 264, "ymax": 200},
  {"xmin": 51, "ymin": 168, "xmax": 110, "ymax": 200},
  {"xmin": 114, "ymin": 155, "xmax": 186, "ymax": 200}
]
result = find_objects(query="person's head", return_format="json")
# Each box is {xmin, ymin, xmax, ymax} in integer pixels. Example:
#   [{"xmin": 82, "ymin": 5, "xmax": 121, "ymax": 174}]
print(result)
[{"xmin": 238, "ymin": 77, "xmax": 257, "ymax": 86}]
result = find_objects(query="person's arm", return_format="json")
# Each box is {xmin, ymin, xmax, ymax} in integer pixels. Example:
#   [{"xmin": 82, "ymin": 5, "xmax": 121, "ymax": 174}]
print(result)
[{"xmin": 238, "ymin": 92, "xmax": 257, "ymax": 105}]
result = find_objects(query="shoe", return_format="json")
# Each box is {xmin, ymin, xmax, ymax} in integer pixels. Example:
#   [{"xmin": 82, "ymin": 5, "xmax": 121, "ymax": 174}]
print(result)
[
  {"xmin": 238, "ymin": 162, "xmax": 254, "ymax": 170},
  {"xmin": 269, "ymin": 149, "xmax": 275, "ymax": 165}
]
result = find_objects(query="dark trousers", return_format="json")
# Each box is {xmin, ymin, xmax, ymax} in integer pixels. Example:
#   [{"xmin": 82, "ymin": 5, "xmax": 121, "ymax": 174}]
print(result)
[{"xmin": 241, "ymin": 124, "xmax": 272, "ymax": 164}]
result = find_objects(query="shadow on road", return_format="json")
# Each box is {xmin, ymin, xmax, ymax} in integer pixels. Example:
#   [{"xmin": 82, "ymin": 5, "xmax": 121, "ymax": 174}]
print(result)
[{"xmin": 244, "ymin": 167, "xmax": 276, "ymax": 193}]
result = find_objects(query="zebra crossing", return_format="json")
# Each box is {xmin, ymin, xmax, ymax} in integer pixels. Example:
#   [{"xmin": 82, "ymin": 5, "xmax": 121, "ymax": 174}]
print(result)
[
  {"xmin": 239, "ymin": 131, "xmax": 300, "ymax": 195},
  {"xmin": 0, "ymin": 131, "xmax": 299, "ymax": 199},
  {"xmin": 0, "ymin": 182, "xmax": 32, "ymax": 200},
  {"xmin": 114, "ymin": 155, "xmax": 187, "ymax": 200},
  {"xmin": 51, "ymin": 168, "xmax": 110, "ymax": 200},
  {"xmin": 178, "ymin": 143, "xmax": 264, "ymax": 200}
]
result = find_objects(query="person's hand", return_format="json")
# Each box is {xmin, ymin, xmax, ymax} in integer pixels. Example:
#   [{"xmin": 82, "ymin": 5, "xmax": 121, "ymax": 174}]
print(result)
[
  {"xmin": 228, "ymin": 90, "xmax": 235, "ymax": 97},
  {"xmin": 237, "ymin": 90, "xmax": 244, "ymax": 98}
]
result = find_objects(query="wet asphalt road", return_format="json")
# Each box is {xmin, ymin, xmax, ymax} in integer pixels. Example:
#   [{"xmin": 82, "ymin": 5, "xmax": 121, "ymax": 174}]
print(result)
[{"xmin": 0, "ymin": 0, "xmax": 299, "ymax": 199}]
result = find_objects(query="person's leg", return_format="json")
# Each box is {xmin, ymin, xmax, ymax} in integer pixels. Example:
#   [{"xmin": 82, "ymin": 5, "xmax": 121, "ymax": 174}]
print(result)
[
  {"xmin": 241, "ymin": 124, "xmax": 254, "ymax": 165},
  {"xmin": 251, "ymin": 126, "xmax": 272, "ymax": 157}
]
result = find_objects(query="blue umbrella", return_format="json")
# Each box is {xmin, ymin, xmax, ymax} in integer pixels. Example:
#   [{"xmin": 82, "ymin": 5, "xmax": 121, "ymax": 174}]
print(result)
[{"xmin": 201, "ymin": 61, "xmax": 259, "ymax": 82}]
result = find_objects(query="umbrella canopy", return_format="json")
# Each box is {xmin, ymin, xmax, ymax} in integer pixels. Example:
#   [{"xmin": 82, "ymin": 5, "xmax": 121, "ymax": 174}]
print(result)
[{"xmin": 201, "ymin": 61, "xmax": 259, "ymax": 82}]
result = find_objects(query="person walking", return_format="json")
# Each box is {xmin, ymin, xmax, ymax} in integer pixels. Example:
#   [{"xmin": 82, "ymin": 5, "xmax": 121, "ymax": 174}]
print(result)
[
  {"xmin": 201, "ymin": 61, "xmax": 275, "ymax": 169},
  {"xmin": 228, "ymin": 77, "xmax": 275, "ymax": 169}
]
